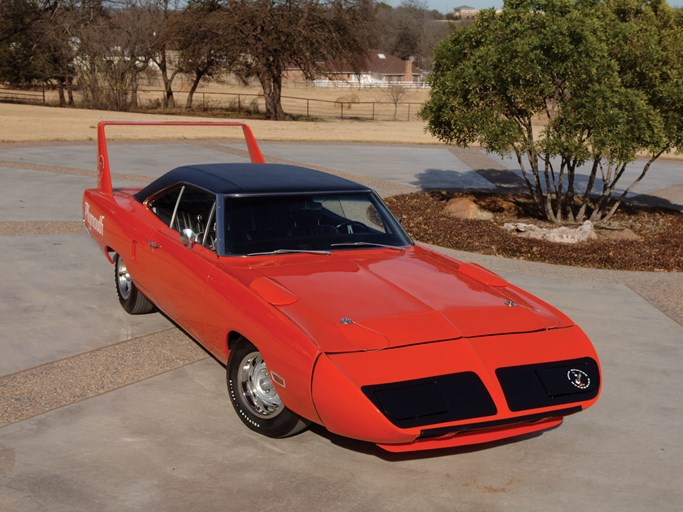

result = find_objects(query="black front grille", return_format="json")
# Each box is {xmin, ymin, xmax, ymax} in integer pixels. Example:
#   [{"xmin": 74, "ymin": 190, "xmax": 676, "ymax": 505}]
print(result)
[
  {"xmin": 418, "ymin": 406, "xmax": 582, "ymax": 439},
  {"xmin": 362, "ymin": 372, "xmax": 497, "ymax": 429},
  {"xmin": 496, "ymin": 357, "xmax": 600, "ymax": 412}
]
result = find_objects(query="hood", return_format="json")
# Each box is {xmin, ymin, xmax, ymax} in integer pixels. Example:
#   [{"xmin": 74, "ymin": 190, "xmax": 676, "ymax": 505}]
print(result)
[{"xmin": 232, "ymin": 247, "xmax": 571, "ymax": 352}]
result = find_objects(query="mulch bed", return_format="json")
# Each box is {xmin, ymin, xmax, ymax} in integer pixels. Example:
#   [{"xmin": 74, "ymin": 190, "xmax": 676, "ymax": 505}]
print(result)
[{"xmin": 384, "ymin": 191, "xmax": 683, "ymax": 272}]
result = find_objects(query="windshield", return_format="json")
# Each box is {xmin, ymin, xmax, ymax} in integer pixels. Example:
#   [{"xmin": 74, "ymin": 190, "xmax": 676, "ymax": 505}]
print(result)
[{"xmin": 223, "ymin": 192, "xmax": 412, "ymax": 256}]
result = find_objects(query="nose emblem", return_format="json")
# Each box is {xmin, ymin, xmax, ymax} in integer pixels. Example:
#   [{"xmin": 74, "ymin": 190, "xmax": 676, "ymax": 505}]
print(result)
[
  {"xmin": 567, "ymin": 369, "xmax": 591, "ymax": 390},
  {"xmin": 504, "ymin": 300, "xmax": 517, "ymax": 307}
]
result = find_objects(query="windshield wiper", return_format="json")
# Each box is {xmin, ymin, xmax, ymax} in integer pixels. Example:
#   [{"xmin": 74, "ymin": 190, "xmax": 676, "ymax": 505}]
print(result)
[
  {"xmin": 246, "ymin": 249, "xmax": 332, "ymax": 256},
  {"xmin": 330, "ymin": 242, "xmax": 405, "ymax": 251}
]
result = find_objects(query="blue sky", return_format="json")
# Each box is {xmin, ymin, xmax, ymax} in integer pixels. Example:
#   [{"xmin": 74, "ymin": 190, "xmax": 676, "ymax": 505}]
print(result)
[{"xmin": 394, "ymin": 0, "xmax": 683, "ymax": 15}]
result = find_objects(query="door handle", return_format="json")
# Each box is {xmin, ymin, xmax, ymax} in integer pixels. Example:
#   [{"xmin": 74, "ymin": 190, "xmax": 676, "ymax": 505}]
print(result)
[{"xmin": 148, "ymin": 241, "xmax": 160, "ymax": 249}]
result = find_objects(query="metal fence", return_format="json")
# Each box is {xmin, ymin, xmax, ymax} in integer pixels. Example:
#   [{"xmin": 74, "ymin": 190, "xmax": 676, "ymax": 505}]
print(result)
[
  {"xmin": 0, "ymin": 86, "xmax": 425, "ymax": 121},
  {"xmin": 0, "ymin": 88, "xmax": 46, "ymax": 104},
  {"xmin": 182, "ymin": 91, "xmax": 424, "ymax": 121}
]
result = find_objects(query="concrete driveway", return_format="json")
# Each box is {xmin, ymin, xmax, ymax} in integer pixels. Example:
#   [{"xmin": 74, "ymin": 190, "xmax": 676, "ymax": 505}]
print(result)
[{"xmin": 1, "ymin": 140, "xmax": 682, "ymax": 511}]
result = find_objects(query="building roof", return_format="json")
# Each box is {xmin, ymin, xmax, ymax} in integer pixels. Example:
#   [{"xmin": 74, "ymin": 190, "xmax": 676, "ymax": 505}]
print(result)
[
  {"xmin": 134, "ymin": 163, "xmax": 370, "ymax": 200},
  {"xmin": 364, "ymin": 50, "xmax": 412, "ymax": 75},
  {"xmin": 320, "ymin": 50, "xmax": 423, "ymax": 76}
]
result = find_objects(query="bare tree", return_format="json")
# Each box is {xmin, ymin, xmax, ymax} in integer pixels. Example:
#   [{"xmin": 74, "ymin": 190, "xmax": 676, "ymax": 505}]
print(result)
[
  {"xmin": 226, "ymin": 0, "xmax": 374, "ymax": 120},
  {"xmin": 0, "ymin": 0, "xmax": 53, "ymax": 44},
  {"xmin": 76, "ymin": 3, "xmax": 156, "ymax": 111},
  {"xmin": 369, "ymin": 0, "xmax": 450, "ymax": 70},
  {"xmin": 35, "ymin": 1, "xmax": 106, "ymax": 106},
  {"xmin": 147, "ymin": 0, "xmax": 182, "ymax": 108},
  {"xmin": 0, "ymin": 0, "xmax": 89, "ymax": 97},
  {"xmin": 172, "ymin": 3, "xmax": 239, "ymax": 109},
  {"xmin": 384, "ymin": 84, "xmax": 406, "ymax": 120}
]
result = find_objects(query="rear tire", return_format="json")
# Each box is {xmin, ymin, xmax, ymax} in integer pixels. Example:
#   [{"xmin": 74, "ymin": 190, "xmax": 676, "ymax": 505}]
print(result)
[
  {"xmin": 227, "ymin": 338, "xmax": 309, "ymax": 438},
  {"xmin": 114, "ymin": 254, "xmax": 154, "ymax": 314}
]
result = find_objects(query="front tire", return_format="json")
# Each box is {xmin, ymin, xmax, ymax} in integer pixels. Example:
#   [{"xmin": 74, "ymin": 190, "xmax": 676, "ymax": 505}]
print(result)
[
  {"xmin": 227, "ymin": 338, "xmax": 309, "ymax": 438},
  {"xmin": 114, "ymin": 254, "xmax": 154, "ymax": 314}
]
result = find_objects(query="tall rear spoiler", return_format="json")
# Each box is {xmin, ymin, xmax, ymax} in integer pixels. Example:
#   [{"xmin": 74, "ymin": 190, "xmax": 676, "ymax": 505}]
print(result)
[{"xmin": 96, "ymin": 121, "xmax": 266, "ymax": 194}]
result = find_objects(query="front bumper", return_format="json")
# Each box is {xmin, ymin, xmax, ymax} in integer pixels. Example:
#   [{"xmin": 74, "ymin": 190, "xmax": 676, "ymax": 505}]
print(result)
[{"xmin": 311, "ymin": 326, "xmax": 601, "ymax": 452}]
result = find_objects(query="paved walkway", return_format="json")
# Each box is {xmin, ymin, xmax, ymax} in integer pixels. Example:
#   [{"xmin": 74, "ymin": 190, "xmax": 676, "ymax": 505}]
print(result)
[{"xmin": 1, "ymin": 140, "xmax": 682, "ymax": 512}]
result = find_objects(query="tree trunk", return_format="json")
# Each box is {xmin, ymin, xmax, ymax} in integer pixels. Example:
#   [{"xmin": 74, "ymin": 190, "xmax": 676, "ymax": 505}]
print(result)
[
  {"xmin": 66, "ymin": 75, "xmax": 74, "ymax": 106},
  {"xmin": 515, "ymin": 149, "xmax": 538, "ymax": 205},
  {"xmin": 576, "ymin": 158, "xmax": 600, "ymax": 221},
  {"xmin": 258, "ymin": 63, "xmax": 286, "ymax": 120},
  {"xmin": 157, "ymin": 50, "xmax": 175, "ymax": 108},
  {"xmin": 527, "ymin": 147, "xmax": 545, "ymax": 216},
  {"xmin": 564, "ymin": 158, "xmax": 577, "ymax": 223},
  {"xmin": 186, "ymin": 70, "xmax": 206, "ymax": 110},
  {"xmin": 542, "ymin": 157, "xmax": 558, "ymax": 224},
  {"xmin": 600, "ymin": 150, "xmax": 665, "ymax": 223},
  {"xmin": 130, "ymin": 74, "xmax": 139, "ymax": 108},
  {"xmin": 57, "ymin": 78, "xmax": 66, "ymax": 107}
]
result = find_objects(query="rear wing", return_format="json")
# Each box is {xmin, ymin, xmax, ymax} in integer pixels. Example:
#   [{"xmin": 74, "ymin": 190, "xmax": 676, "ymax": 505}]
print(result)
[{"xmin": 96, "ymin": 121, "xmax": 266, "ymax": 195}]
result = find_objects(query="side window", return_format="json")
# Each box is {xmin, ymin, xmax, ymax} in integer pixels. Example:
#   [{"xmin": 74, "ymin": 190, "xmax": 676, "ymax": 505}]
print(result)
[
  {"xmin": 148, "ymin": 187, "xmax": 182, "ymax": 227},
  {"xmin": 149, "ymin": 186, "xmax": 217, "ymax": 251}
]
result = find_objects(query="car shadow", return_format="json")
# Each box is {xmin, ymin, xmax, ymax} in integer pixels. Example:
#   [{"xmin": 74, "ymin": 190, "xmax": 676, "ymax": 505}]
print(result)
[{"xmin": 307, "ymin": 423, "xmax": 554, "ymax": 461}]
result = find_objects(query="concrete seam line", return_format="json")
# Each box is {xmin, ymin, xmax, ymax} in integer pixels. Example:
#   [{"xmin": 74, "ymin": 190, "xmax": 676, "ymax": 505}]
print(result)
[
  {"xmin": 0, "ymin": 220, "xmax": 84, "ymax": 236},
  {"xmin": 0, "ymin": 328, "xmax": 209, "ymax": 428}
]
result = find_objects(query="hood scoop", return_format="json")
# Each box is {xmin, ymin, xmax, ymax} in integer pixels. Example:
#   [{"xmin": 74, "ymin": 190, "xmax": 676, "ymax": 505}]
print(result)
[{"xmin": 250, "ymin": 276, "xmax": 298, "ymax": 306}]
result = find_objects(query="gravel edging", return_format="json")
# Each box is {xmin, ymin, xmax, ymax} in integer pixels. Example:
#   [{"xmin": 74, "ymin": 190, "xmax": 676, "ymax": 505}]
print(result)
[{"xmin": 0, "ymin": 329, "xmax": 207, "ymax": 427}]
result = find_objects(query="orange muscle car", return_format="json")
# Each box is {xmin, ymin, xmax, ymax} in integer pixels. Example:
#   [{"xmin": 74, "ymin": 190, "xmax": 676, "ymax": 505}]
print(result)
[{"xmin": 83, "ymin": 121, "xmax": 600, "ymax": 452}]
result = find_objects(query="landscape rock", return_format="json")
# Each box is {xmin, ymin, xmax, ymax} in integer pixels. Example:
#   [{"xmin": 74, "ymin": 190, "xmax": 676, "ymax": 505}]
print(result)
[
  {"xmin": 597, "ymin": 227, "xmax": 643, "ymax": 241},
  {"xmin": 444, "ymin": 197, "xmax": 494, "ymax": 220},
  {"xmin": 504, "ymin": 220, "xmax": 597, "ymax": 244}
]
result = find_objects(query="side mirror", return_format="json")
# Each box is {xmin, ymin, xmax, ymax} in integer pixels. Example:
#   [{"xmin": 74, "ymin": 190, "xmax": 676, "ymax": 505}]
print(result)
[{"xmin": 180, "ymin": 228, "xmax": 196, "ymax": 248}]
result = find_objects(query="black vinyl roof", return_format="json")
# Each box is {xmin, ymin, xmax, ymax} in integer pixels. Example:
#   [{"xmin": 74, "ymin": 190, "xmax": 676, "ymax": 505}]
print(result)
[{"xmin": 134, "ymin": 163, "xmax": 370, "ymax": 201}]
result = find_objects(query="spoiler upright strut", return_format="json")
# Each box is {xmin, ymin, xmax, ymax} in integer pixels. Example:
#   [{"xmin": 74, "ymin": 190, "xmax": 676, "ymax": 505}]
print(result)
[{"xmin": 96, "ymin": 121, "xmax": 266, "ymax": 195}]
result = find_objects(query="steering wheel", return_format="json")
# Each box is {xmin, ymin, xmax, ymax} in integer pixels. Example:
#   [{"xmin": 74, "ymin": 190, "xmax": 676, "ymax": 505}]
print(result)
[{"xmin": 336, "ymin": 221, "xmax": 369, "ymax": 234}]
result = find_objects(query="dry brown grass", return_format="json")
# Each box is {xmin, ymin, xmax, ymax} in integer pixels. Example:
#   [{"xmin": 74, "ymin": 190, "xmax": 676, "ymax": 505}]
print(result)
[
  {"xmin": 0, "ymin": 82, "xmax": 435, "ymax": 143},
  {"xmin": 0, "ymin": 101, "xmax": 440, "ymax": 144}
]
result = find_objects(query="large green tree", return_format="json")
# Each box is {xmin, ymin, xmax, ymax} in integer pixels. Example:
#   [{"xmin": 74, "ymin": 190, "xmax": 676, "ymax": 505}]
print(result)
[{"xmin": 420, "ymin": 0, "xmax": 683, "ymax": 224}]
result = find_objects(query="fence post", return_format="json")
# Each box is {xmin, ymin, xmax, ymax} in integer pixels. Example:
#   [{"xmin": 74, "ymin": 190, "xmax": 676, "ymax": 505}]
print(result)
[
  {"xmin": 372, "ymin": 102, "xmax": 375, "ymax": 120},
  {"xmin": 238, "ymin": 94, "xmax": 241, "ymax": 113},
  {"xmin": 341, "ymin": 102, "xmax": 344, "ymax": 120},
  {"xmin": 307, "ymin": 99, "xmax": 309, "ymax": 118},
  {"xmin": 407, "ymin": 103, "xmax": 410, "ymax": 121}
]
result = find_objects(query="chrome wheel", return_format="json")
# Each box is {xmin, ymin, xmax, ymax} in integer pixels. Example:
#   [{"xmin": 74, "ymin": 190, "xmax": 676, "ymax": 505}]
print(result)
[
  {"xmin": 113, "ymin": 253, "xmax": 154, "ymax": 315},
  {"xmin": 227, "ymin": 338, "xmax": 309, "ymax": 438},
  {"xmin": 236, "ymin": 351, "xmax": 283, "ymax": 419},
  {"xmin": 116, "ymin": 258, "xmax": 132, "ymax": 300}
]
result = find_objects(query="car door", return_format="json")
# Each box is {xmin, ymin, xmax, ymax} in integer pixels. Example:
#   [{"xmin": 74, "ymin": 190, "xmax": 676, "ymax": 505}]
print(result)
[{"xmin": 136, "ymin": 185, "xmax": 219, "ymax": 342}]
